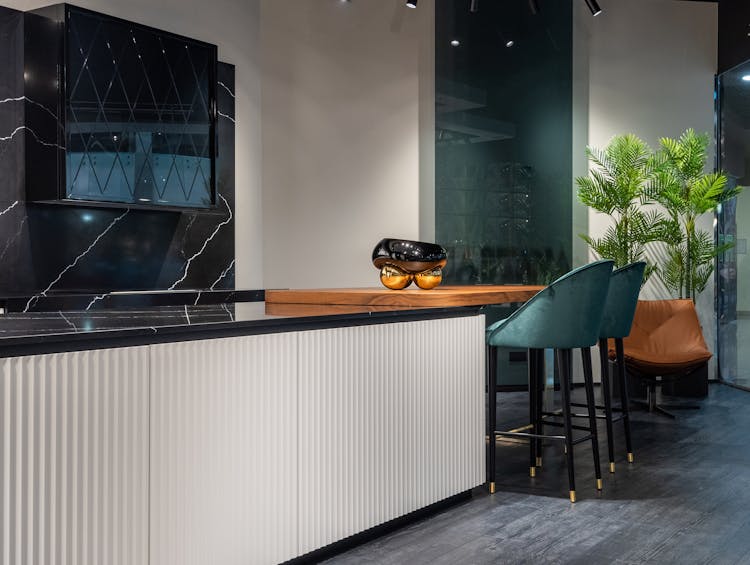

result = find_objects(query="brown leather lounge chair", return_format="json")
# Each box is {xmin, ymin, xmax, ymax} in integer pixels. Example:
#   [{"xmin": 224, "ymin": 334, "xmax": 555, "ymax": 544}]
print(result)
[{"xmin": 610, "ymin": 299, "xmax": 712, "ymax": 418}]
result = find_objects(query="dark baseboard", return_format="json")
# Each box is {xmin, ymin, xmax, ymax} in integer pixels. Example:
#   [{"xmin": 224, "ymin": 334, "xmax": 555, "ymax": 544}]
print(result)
[
  {"xmin": 719, "ymin": 380, "xmax": 750, "ymax": 393},
  {"xmin": 282, "ymin": 490, "xmax": 473, "ymax": 564}
]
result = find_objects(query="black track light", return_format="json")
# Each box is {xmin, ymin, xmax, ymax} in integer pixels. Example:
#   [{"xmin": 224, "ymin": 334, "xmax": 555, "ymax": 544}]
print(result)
[
  {"xmin": 406, "ymin": 0, "xmax": 417, "ymax": 8},
  {"xmin": 584, "ymin": 0, "xmax": 602, "ymax": 16},
  {"xmin": 470, "ymin": 0, "xmax": 479, "ymax": 13},
  {"xmin": 528, "ymin": 0, "xmax": 539, "ymax": 16}
]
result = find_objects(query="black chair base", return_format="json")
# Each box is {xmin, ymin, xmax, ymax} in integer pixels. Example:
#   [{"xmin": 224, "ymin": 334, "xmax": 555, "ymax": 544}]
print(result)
[
  {"xmin": 627, "ymin": 364, "xmax": 706, "ymax": 419},
  {"xmin": 630, "ymin": 390, "xmax": 700, "ymax": 419}
]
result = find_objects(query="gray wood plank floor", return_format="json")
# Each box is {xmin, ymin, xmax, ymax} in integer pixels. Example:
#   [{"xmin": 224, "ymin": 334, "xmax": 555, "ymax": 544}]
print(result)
[{"xmin": 324, "ymin": 383, "xmax": 750, "ymax": 565}]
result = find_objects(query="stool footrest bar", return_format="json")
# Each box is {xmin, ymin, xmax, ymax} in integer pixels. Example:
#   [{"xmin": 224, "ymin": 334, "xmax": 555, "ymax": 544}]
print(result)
[
  {"xmin": 494, "ymin": 430, "xmax": 566, "ymax": 441},
  {"xmin": 570, "ymin": 401, "xmax": 624, "ymax": 412},
  {"xmin": 539, "ymin": 420, "xmax": 594, "ymax": 433},
  {"xmin": 493, "ymin": 430, "xmax": 594, "ymax": 445}
]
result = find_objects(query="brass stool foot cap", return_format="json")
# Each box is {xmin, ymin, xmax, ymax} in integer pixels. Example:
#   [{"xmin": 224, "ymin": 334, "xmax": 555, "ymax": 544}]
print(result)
[
  {"xmin": 529, "ymin": 467, "xmax": 536, "ymax": 478},
  {"xmin": 596, "ymin": 478, "xmax": 603, "ymax": 491},
  {"xmin": 489, "ymin": 482, "xmax": 496, "ymax": 494},
  {"xmin": 627, "ymin": 452, "xmax": 634, "ymax": 463},
  {"xmin": 609, "ymin": 462, "xmax": 615, "ymax": 474},
  {"xmin": 569, "ymin": 490, "xmax": 577, "ymax": 503},
  {"xmin": 536, "ymin": 456, "xmax": 542, "ymax": 467}
]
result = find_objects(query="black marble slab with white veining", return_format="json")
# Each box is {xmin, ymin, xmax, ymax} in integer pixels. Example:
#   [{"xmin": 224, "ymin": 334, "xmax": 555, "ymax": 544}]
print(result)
[
  {"xmin": 0, "ymin": 288, "xmax": 264, "ymax": 313},
  {"xmin": 0, "ymin": 303, "xmax": 481, "ymax": 359},
  {"xmin": 0, "ymin": 5, "xmax": 236, "ymax": 306},
  {"xmin": 0, "ymin": 303, "xmax": 240, "ymax": 338}
]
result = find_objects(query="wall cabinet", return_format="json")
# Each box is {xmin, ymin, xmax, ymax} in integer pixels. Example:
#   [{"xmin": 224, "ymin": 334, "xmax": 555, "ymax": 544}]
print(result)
[{"xmin": 24, "ymin": 4, "xmax": 218, "ymax": 210}]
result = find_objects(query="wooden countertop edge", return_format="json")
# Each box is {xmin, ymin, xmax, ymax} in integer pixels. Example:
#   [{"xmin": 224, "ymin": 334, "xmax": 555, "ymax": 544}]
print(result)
[{"xmin": 265, "ymin": 286, "xmax": 544, "ymax": 307}]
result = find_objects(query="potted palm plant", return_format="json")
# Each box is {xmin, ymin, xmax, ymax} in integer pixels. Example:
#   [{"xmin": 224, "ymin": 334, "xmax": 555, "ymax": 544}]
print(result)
[
  {"xmin": 576, "ymin": 134, "xmax": 668, "ymax": 282},
  {"xmin": 650, "ymin": 129, "xmax": 743, "ymax": 301}
]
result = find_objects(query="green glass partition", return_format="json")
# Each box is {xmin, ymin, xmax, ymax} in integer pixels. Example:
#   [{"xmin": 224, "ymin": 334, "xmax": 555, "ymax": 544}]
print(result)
[{"xmin": 435, "ymin": 0, "xmax": 573, "ymax": 287}]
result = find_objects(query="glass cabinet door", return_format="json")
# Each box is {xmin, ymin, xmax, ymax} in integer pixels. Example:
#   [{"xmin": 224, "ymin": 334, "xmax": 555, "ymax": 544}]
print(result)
[{"xmin": 717, "ymin": 63, "xmax": 750, "ymax": 388}]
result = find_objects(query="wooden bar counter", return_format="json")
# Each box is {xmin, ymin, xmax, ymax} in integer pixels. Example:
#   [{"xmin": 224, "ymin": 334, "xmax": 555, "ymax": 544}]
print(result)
[{"xmin": 265, "ymin": 284, "xmax": 544, "ymax": 315}]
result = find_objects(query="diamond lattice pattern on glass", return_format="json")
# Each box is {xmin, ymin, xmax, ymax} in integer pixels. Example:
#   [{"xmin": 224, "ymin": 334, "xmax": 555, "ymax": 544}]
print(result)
[{"xmin": 65, "ymin": 8, "xmax": 214, "ymax": 208}]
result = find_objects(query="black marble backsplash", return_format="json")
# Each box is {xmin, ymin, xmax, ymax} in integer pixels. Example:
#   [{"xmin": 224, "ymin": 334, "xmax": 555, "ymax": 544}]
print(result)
[
  {"xmin": 0, "ymin": 289, "xmax": 263, "ymax": 313},
  {"xmin": 0, "ymin": 6, "xmax": 236, "ymax": 310}
]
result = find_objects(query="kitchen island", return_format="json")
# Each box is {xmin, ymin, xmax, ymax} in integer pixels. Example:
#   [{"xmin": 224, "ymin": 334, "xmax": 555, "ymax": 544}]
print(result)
[{"xmin": 0, "ymin": 286, "xmax": 540, "ymax": 564}]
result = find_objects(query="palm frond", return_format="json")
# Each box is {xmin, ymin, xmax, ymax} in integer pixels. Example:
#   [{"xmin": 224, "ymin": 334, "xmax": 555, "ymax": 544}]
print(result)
[
  {"xmin": 689, "ymin": 172, "xmax": 727, "ymax": 214},
  {"xmin": 577, "ymin": 134, "xmax": 658, "ymax": 282},
  {"xmin": 651, "ymin": 129, "xmax": 746, "ymax": 298},
  {"xmin": 658, "ymin": 244, "xmax": 687, "ymax": 297}
]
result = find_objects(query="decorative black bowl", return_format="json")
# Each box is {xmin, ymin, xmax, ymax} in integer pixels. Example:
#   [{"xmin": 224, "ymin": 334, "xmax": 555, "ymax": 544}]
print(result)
[{"xmin": 371, "ymin": 238, "xmax": 447, "ymax": 290}]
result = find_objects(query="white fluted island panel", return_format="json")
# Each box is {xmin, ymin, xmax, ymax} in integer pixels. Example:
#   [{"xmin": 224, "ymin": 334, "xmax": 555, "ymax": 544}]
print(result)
[
  {"xmin": 149, "ymin": 333, "xmax": 299, "ymax": 565},
  {"xmin": 0, "ymin": 311, "xmax": 485, "ymax": 565},
  {"xmin": 0, "ymin": 347, "xmax": 149, "ymax": 565},
  {"xmin": 297, "ymin": 316, "xmax": 486, "ymax": 555}
]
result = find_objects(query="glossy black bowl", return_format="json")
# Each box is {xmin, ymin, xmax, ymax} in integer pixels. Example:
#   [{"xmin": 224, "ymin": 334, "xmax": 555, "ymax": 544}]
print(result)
[
  {"xmin": 371, "ymin": 239, "xmax": 447, "ymax": 272},
  {"xmin": 372, "ymin": 239, "xmax": 447, "ymax": 290}
]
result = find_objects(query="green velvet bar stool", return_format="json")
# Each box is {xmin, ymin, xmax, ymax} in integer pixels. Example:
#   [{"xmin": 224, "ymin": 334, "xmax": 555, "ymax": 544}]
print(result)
[
  {"xmin": 486, "ymin": 260, "xmax": 613, "ymax": 503},
  {"xmin": 589, "ymin": 262, "xmax": 645, "ymax": 473},
  {"xmin": 552, "ymin": 262, "xmax": 646, "ymax": 474}
]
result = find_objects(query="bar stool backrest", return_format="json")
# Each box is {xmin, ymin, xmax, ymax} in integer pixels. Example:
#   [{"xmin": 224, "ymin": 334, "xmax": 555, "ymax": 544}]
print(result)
[
  {"xmin": 486, "ymin": 260, "xmax": 614, "ymax": 350},
  {"xmin": 598, "ymin": 262, "xmax": 646, "ymax": 339}
]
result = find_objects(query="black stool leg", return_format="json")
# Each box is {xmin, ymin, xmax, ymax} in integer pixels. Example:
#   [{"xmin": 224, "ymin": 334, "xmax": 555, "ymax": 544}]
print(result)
[
  {"xmin": 598, "ymin": 339, "xmax": 616, "ymax": 473},
  {"xmin": 528, "ymin": 348, "xmax": 538, "ymax": 477},
  {"xmin": 582, "ymin": 347, "xmax": 603, "ymax": 492},
  {"xmin": 558, "ymin": 348, "xmax": 576, "ymax": 503},
  {"xmin": 534, "ymin": 349, "xmax": 544, "ymax": 468},
  {"xmin": 615, "ymin": 338, "xmax": 634, "ymax": 463},
  {"xmin": 487, "ymin": 344, "xmax": 497, "ymax": 493}
]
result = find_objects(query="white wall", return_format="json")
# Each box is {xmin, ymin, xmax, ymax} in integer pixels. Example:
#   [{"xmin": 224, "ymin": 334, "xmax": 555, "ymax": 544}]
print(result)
[
  {"xmin": 260, "ymin": 0, "xmax": 434, "ymax": 289},
  {"xmin": 2, "ymin": 0, "xmax": 264, "ymax": 289},
  {"xmin": 418, "ymin": 2, "xmax": 436, "ymax": 245},
  {"xmin": 572, "ymin": 1, "xmax": 591, "ymax": 269},
  {"xmin": 587, "ymin": 0, "xmax": 718, "ymax": 369}
]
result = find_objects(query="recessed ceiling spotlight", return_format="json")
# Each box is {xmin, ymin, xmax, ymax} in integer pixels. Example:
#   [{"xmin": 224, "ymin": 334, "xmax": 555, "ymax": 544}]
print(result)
[
  {"xmin": 406, "ymin": 0, "xmax": 417, "ymax": 8},
  {"xmin": 499, "ymin": 31, "xmax": 514, "ymax": 48},
  {"xmin": 450, "ymin": 39, "xmax": 461, "ymax": 47},
  {"xmin": 742, "ymin": 75, "xmax": 750, "ymax": 82},
  {"xmin": 584, "ymin": 0, "xmax": 602, "ymax": 16}
]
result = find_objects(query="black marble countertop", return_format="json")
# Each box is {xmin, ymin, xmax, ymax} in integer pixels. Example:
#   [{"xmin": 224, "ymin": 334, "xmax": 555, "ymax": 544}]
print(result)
[
  {"xmin": 0, "ymin": 301, "xmax": 482, "ymax": 358},
  {"xmin": 0, "ymin": 289, "xmax": 265, "ymax": 313}
]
